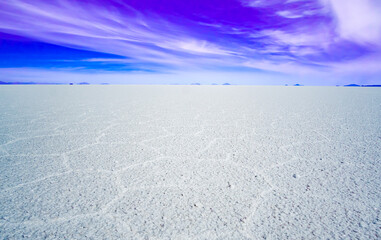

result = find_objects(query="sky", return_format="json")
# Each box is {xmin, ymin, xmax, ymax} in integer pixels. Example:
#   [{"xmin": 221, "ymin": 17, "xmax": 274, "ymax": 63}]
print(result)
[{"xmin": 0, "ymin": 0, "xmax": 381, "ymax": 85}]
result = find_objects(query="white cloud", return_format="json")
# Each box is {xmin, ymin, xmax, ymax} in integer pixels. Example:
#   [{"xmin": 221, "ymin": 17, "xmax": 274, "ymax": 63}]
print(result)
[
  {"xmin": 320, "ymin": 0, "xmax": 381, "ymax": 44},
  {"xmin": 243, "ymin": 59, "xmax": 322, "ymax": 74},
  {"xmin": 241, "ymin": 0, "xmax": 280, "ymax": 8},
  {"xmin": 1, "ymin": 0, "xmax": 379, "ymax": 81},
  {"xmin": 244, "ymin": 0, "xmax": 265, "ymax": 7},
  {"xmin": 276, "ymin": 9, "xmax": 321, "ymax": 19},
  {"xmin": 286, "ymin": 0, "xmax": 305, "ymax": 3},
  {"xmin": 177, "ymin": 40, "xmax": 226, "ymax": 55},
  {"xmin": 157, "ymin": 39, "xmax": 234, "ymax": 55},
  {"xmin": 254, "ymin": 29, "xmax": 330, "ymax": 48},
  {"xmin": 289, "ymin": 46, "xmax": 319, "ymax": 56},
  {"xmin": 276, "ymin": 10, "xmax": 304, "ymax": 19},
  {"xmin": 330, "ymin": 53, "xmax": 381, "ymax": 74},
  {"xmin": 0, "ymin": 0, "xmax": 235, "ymax": 70}
]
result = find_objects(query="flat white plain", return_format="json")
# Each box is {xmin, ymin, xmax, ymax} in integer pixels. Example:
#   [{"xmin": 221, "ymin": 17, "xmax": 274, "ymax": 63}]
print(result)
[{"xmin": 0, "ymin": 86, "xmax": 380, "ymax": 239}]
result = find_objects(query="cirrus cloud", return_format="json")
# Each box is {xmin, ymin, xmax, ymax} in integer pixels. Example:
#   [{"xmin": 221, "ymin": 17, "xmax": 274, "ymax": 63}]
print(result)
[{"xmin": 0, "ymin": 0, "xmax": 380, "ymax": 84}]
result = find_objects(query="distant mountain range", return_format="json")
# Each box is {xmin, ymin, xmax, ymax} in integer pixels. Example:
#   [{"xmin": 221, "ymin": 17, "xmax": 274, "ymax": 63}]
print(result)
[
  {"xmin": 0, "ymin": 81, "xmax": 63, "ymax": 85},
  {"xmin": 344, "ymin": 84, "xmax": 381, "ymax": 87},
  {"xmin": 0, "ymin": 81, "xmax": 85, "ymax": 85},
  {"xmin": 0, "ymin": 81, "xmax": 380, "ymax": 87}
]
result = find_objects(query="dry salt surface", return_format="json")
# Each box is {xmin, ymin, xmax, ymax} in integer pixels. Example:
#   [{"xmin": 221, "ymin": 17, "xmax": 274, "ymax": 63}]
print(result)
[{"xmin": 0, "ymin": 85, "xmax": 380, "ymax": 239}]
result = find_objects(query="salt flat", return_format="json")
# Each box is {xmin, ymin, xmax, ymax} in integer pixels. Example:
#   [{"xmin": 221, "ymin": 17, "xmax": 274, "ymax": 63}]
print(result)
[{"xmin": 0, "ymin": 85, "xmax": 380, "ymax": 239}]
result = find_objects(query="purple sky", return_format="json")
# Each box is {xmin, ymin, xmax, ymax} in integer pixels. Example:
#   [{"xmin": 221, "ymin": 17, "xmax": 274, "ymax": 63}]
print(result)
[{"xmin": 0, "ymin": 0, "xmax": 381, "ymax": 85}]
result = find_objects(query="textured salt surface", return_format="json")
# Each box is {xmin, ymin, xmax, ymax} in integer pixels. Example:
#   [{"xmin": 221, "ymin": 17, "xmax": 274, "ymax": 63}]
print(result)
[{"xmin": 0, "ymin": 86, "xmax": 380, "ymax": 239}]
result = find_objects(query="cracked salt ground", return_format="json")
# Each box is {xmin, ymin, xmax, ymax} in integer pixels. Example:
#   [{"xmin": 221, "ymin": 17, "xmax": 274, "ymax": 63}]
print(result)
[{"xmin": 0, "ymin": 86, "xmax": 380, "ymax": 239}]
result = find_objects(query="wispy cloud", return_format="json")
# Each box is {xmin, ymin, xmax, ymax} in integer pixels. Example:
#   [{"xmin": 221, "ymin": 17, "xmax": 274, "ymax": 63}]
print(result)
[
  {"xmin": 242, "ymin": 0, "xmax": 281, "ymax": 8},
  {"xmin": 0, "ymin": 0, "xmax": 380, "ymax": 84},
  {"xmin": 319, "ymin": 0, "xmax": 381, "ymax": 45},
  {"xmin": 0, "ymin": 0, "xmax": 234, "ymax": 69},
  {"xmin": 276, "ymin": 10, "xmax": 304, "ymax": 19}
]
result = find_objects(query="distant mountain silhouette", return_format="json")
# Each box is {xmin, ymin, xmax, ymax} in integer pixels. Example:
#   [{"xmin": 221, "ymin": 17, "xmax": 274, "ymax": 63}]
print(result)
[
  {"xmin": 0, "ymin": 81, "xmax": 64, "ymax": 85},
  {"xmin": 338, "ymin": 84, "xmax": 381, "ymax": 87},
  {"xmin": 293, "ymin": 84, "xmax": 303, "ymax": 86},
  {"xmin": 191, "ymin": 83, "xmax": 201, "ymax": 85},
  {"xmin": 361, "ymin": 85, "xmax": 381, "ymax": 87},
  {"xmin": 222, "ymin": 83, "xmax": 231, "ymax": 85},
  {"xmin": 0, "ymin": 81, "xmax": 39, "ymax": 85},
  {"xmin": 0, "ymin": 81, "xmax": 12, "ymax": 85}
]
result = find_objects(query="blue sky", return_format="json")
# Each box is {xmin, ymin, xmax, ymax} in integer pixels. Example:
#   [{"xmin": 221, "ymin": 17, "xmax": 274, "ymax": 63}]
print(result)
[{"xmin": 0, "ymin": 0, "xmax": 381, "ymax": 85}]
